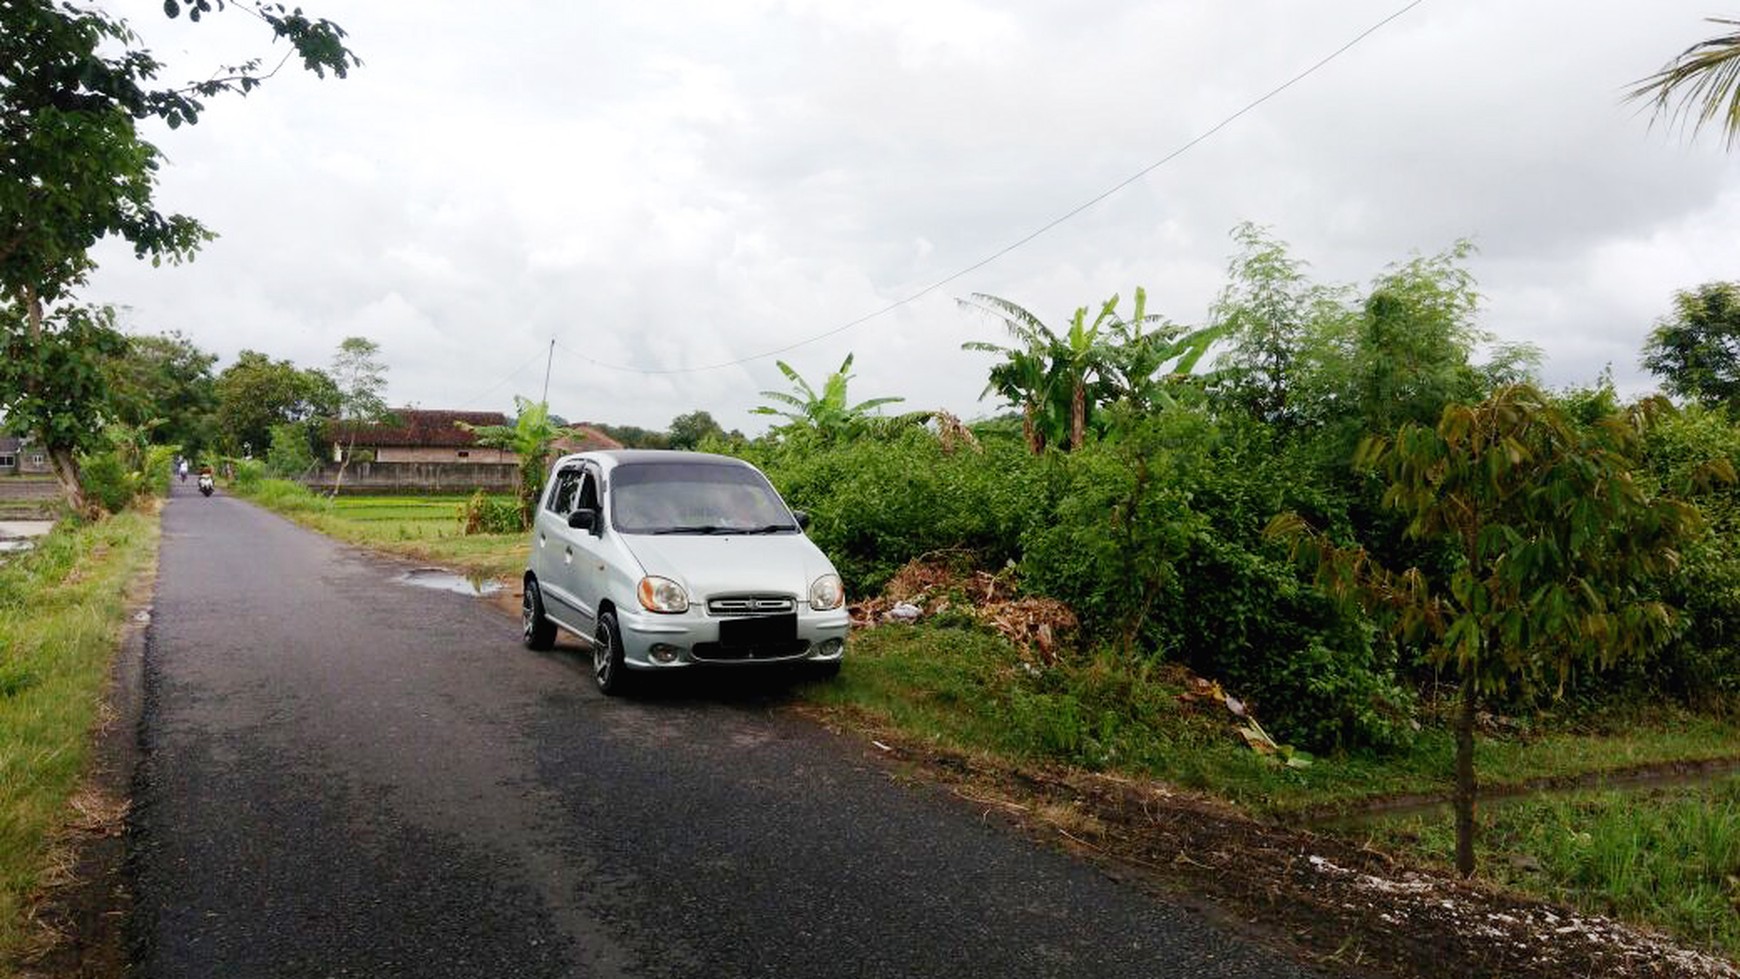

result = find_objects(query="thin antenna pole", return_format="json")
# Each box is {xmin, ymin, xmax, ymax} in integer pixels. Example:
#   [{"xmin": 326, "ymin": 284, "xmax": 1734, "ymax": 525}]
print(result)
[{"xmin": 540, "ymin": 338, "xmax": 555, "ymax": 405}]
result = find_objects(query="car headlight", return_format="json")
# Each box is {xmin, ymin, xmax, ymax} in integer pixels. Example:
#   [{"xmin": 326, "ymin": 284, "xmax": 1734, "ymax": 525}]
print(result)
[
  {"xmin": 637, "ymin": 575, "xmax": 689, "ymax": 613},
  {"xmin": 809, "ymin": 573, "xmax": 844, "ymax": 611}
]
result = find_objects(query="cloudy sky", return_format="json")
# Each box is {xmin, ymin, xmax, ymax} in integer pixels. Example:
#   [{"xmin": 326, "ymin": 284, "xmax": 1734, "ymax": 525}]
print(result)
[{"xmin": 85, "ymin": 0, "xmax": 1740, "ymax": 434}]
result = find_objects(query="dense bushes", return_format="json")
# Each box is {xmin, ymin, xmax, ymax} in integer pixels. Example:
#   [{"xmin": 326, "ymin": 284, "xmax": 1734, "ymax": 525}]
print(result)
[
  {"xmin": 77, "ymin": 427, "xmax": 178, "ymax": 514},
  {"xmin": 741, "ymin": 409, "xmax": 1415, "ymax": 753},
  {"xmin": 748, "ymin": 428, "xmax": 1049, "ymax": 595},
  {"xmin": 1638, "ymin": 407, "xmax": 1740, "ymax": 707}
]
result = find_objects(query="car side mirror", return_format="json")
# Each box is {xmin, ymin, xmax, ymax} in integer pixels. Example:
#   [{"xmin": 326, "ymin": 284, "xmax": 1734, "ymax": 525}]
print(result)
[
  {"xmin": 567, "ymin": 509, "xmax": 599, "ymax": 533},
  {"xmin": 792, "ymin": 510, "xmax": 810, "ymax": 530}
]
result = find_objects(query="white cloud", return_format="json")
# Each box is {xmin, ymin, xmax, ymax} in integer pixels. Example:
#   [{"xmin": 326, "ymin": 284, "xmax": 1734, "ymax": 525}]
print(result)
[{"xmin": 79, "ymin": 0, "xmax": 1740, "ymax": 434}]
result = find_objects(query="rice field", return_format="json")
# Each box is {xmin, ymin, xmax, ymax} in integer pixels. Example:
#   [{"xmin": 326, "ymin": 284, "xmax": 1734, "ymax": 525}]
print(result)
[
  {"xmin": 328, "ymin": 495, "xmax": 484, "ymax": 539},
  {"xmin": 238, "ymin": 481, "xmax": 528, "ymax": 580}
]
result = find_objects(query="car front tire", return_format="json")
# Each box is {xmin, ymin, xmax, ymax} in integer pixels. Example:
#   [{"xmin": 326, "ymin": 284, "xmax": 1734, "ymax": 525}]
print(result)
[
  {"xmin": 593, "ymin": 610, "xmax": 630, "ymax": 695},
  {"xmin": 523, "ymin": 578, "xmax": 557, "ymax": 651}
]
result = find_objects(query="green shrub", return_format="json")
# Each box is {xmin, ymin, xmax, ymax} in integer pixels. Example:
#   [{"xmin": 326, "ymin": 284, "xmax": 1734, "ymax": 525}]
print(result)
[
  {"xmin": 143, "ymin": 445, "xmax": 177, "ymax": 498},
  {"xmin": 1615, "ymin": 406, "xmax": 1740, "ymax": 708},
  {"xmin": 1020, "ymin": 409, "xmax": 1210, "ymax": 653},
  {"xmin": 746, "ymin": 428, "xmax": 1047, "ymax": 595},
  {"xmin": 267, "ymin": 422, "xmax": 316, "ymax": 478},
  {"xmin": 1022, "ymin": 409, "xmax": 1410, "ymax": 752},
  {"xmin": 77, "ymin": 452, "xmax": 137, "ymax": 514},
  {"xmin": 458, "ymin": 490, "xmax": 523, "ymax": 534},
  {"xmin": 230, "ymin": 458, "xmax": 268, "ymax": 491}
]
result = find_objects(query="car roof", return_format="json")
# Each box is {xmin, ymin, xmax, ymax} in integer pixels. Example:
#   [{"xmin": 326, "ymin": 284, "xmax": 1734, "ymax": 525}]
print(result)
[{"xmin": 552, "ymin": 449, "xmax": 756, "ymax": 472}]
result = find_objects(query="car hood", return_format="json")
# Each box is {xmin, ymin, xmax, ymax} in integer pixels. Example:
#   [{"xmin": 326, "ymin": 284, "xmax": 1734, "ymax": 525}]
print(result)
[{"xmin": 620, "ymin": 532, "xmax": 836, "ymax": 601}]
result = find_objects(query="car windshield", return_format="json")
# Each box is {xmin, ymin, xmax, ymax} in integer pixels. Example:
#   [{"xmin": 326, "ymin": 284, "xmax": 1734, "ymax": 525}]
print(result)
[{"xmin": 610, "ymin": 462, "xmax": 799, "ymax": 535}]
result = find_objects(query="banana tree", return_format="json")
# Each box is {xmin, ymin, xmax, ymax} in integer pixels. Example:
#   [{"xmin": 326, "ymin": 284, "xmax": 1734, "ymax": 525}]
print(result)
[
  {"xmin": 1056, "ymin": 299, "xmax": 1120, "ymax": 450},
  {"xmin": 752, "ymin": 353, "xmax": 904, "ymax": 440},
  {"xmin": 456, "ymin": 396, "xmax": 576, "ymax": 528},
  {"xmin": 962, "ymin": 289, "xmax": 1218, "ymax": 453},
  {"xmin": 1102, "ymin": 287, "xmax": 1225, "ymax": 414}
]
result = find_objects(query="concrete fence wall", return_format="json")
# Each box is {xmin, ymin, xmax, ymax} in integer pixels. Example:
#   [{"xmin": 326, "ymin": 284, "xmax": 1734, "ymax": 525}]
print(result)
[{"xmin": 298, "ymin": 462, "xmax": 519, "ymax": 496}]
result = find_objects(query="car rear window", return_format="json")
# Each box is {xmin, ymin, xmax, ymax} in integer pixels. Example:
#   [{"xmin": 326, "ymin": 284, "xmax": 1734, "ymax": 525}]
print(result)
[{"xmin": 610, "ymin": 462, "xmax": 797, "ymax": 534}]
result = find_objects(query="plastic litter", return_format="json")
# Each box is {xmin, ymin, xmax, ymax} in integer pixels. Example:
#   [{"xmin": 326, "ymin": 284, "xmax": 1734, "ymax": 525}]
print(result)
[{"xmin": 889, "ymin": 602, "xmax": 921, "ymax": 622}]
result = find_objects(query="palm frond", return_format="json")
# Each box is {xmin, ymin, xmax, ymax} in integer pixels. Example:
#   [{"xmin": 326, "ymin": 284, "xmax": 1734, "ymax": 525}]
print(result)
[
  {"xmin": 847, "ymin": 395, "xmax": 905, "ymax": 414},
  {"xmin": 958, "ymin": 293, "xmax": 1058, "ymax": 346},
  {"xmin": 1628, "ymin": 18, "xmax": 1740, "ymax": 147},
  {"xmin": 773, "ymin": 360, "xmax": 819, "ymax": 402},
  {"xmin": 961, "ymin": 340, "xmax": 1012, "ymax": 354},
  {"xmin": 756, "ymin": 390, "xmax": 806, "ymax": 409}
]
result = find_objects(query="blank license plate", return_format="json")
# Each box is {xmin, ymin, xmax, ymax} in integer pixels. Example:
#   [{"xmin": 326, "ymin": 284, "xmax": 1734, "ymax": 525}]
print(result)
[{"xmin": 718, "ymin": 613, "xmax": 797, "ymax": 646}]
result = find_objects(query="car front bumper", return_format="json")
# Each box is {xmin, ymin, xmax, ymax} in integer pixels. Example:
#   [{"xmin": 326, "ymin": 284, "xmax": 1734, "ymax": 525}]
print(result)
[{"xmin": 615, "ymin": 605, "xmax": 850, "ymax": 669}]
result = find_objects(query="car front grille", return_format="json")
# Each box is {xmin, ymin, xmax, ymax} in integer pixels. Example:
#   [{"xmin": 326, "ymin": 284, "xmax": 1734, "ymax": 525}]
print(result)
[{"xmin": 707, "ymin": 595, "xmax": 796, "ymax": 616}]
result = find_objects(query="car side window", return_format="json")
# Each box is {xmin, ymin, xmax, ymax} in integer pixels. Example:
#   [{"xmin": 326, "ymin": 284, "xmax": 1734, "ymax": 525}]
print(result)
[
  {"xmin": 576, "ymin": 470, "xmax": 600, "ymax": 512},
  {"xmin": 548, "ymin": 467, "xmax": 581, "ymax": 514}
]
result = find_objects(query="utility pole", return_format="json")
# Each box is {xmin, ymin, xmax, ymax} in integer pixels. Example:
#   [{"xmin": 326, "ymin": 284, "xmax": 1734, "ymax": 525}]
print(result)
[{"xmin": 541, "ymin": 338, "xmax": 555, "ymax": 405}]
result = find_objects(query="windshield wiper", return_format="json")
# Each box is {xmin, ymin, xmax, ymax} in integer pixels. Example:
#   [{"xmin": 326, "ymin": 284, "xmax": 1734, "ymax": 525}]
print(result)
[
  {"xmin": 739, "ymin": 524, "xmax": 797, "ymax": 534},
  {"xmin": 649, "ymin": 525, "xmax": 730, "ymax": 535}
]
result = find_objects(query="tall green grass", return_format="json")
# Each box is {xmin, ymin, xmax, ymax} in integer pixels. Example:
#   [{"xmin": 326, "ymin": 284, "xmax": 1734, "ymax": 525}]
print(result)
[
  {"xmin": 0, "ymin": 512, "xmax": 157, "ymax": 965},
  {"xmin": 1364, "ymin": 777, "xmax": 1740, "ymax": 957}
]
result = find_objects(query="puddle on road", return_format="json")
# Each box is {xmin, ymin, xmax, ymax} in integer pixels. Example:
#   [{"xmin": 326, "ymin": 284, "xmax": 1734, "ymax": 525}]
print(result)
[{"xmin": 395, "ymin": 567, "xmax": 503, "ymax": 597}]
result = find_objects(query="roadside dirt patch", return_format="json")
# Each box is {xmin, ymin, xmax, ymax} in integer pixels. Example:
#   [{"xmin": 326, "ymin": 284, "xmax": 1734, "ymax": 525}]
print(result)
[
  {"xmin": 850, "ymin": 559, "xmax": 1078, "ymax": 663},
  {"xmin": 797, "ymin": 704, "xmax": 1739, "ymax": 979}
]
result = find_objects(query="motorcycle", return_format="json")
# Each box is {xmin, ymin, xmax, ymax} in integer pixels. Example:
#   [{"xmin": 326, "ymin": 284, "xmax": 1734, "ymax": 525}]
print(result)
[{"xmin": 197, "ymin": 473, "xmax": 214, "ymax": 497}]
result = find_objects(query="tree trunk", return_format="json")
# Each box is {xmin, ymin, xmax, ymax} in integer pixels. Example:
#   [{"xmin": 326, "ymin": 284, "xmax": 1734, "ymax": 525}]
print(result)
[
  {"xmin": 330, "ymin": 431, "xmax": 356, "ymax": 497},
  {"xmin": 1022, "ymin": 403, "xmax": 1044, "ymax": 455},
  {"xmin": 23, "ymin": 286, "xmax": 89, "ymax": 514},
  {"xmin": 1454, "ymin": 669, "xmax": 1478, "ymax": 878},
  {"xmin": 47, "ymin": 444, "xmax": 87, "ymax": 514},
  {"xmin": 1070, "ymin": 380, "xmax": 1086, "ymax": 451}
]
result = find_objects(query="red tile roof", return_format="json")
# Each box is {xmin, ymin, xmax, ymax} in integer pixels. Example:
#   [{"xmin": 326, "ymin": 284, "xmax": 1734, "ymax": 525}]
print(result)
[
  {"xmin": 334, "ymin": 409, "xmax": 510, "ymax": 449},
  {"xmin": 553, "ymin": 427, "xmax": 624, "ymax": 453}
]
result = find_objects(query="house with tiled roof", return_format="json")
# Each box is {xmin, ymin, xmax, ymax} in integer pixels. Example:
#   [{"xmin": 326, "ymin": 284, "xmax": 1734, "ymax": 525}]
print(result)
[
  {"xmin": 330, "ymin": 409, "xmax": 517, "ymax": 464},
  {"xmin": 328, "ymin": 409, "xmax": 623, "ymax": 465}
]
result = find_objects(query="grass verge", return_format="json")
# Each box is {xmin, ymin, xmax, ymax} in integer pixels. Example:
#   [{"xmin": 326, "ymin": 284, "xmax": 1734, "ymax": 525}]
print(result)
[
  {"xmin": 0, "ymin": 511, "xmax": 157, "ymax": 967},
  {"xmin": 816, "ymin": 624, "xmax": 1740, "ymax": 816}
]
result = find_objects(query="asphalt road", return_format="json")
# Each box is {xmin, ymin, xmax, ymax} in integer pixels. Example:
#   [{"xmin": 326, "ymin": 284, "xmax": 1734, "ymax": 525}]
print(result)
[{"xmin": 131, "ymin": 479, "xmax": 1319, "ymax": 978}]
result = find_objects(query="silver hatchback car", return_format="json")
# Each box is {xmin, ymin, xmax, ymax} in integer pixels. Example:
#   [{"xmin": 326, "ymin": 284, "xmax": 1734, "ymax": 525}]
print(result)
[{"xmin": 521, "ymin": 450, "xmax": 850, "ymax": 693}]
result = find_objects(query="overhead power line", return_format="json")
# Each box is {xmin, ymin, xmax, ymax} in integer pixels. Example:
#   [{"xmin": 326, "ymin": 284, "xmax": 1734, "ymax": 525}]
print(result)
[
  {"xmin": 569, "ymin": 0, "xmax": 1428, "ymax": 377},
  {"xmin": 456, "ymin": 347, "xmax": 550, "ymax": 409}
]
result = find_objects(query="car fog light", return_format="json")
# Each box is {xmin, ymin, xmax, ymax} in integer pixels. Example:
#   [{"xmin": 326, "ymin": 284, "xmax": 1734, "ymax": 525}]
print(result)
[
  {"xmin": 650, "ymin": 644, "xmax": 680, "ymax": 664},
  {"xmin": 818, "ymin": 638, "xmax": 844, "ymax": 657}
]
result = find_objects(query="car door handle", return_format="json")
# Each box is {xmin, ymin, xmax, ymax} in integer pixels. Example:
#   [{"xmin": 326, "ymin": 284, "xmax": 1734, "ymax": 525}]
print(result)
[{"xmin": 564, "ymin": 546, "xmax": 573, "ymax": 565}]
